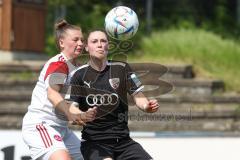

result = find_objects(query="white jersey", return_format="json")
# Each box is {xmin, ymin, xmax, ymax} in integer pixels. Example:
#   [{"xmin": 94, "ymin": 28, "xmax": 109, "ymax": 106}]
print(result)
[{"xmin": 23, "ymin": 53, "xmax": 77, "ymax": 126}]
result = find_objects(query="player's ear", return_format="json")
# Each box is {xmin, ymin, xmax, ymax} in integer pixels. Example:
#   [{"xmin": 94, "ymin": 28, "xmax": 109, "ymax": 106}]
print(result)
[{"xmin": 59, "ymin": 38, "xmax": 64, "ymax": 49}]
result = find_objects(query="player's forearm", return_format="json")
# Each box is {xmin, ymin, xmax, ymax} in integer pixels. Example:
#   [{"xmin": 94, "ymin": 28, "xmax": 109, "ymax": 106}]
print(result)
[
  {"xmin": 47, "ymin": 85, "xmax": 70, "ymax": 116},
  {"xmin": 133, "ymin": 92, "xmax": 149, "ymax": 112},
  {"xmin": 133, "ymin": 92, "xmax": 159, "ymax": 113}
]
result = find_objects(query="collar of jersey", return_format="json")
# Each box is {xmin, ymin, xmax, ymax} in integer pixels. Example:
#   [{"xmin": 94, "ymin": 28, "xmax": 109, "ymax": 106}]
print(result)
[
  {"xmin": 60, "ymin": 52, "xmax": 68, "ymax": 61},
  {"xmin": 88, "ymin": 60, "xmax": 110, "ymax": 73},
  {"xmin": 60, "ymin": 52, "xmax": 79, "ymax": 67}
]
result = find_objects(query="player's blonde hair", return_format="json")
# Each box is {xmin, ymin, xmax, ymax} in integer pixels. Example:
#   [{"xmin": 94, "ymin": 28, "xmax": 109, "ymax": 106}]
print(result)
[{"xmin": 54, "ymin": 19, "xmax": 82, "ymax": 51}]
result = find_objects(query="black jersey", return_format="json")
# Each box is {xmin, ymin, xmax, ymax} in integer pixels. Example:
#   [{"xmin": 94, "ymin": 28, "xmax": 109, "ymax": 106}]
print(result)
[{"xmin": 70, "ymin": 60, "xmax": 144, "ymax": 141}]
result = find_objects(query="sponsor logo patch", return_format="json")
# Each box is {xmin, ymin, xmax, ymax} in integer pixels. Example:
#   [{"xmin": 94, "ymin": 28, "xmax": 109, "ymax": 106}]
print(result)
[{"xmin": 54, "ymin": 135, "xmax": 62, "ymax": 141}]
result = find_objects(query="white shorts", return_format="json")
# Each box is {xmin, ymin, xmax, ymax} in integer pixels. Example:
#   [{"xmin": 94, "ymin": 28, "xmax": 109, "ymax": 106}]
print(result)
[{"xmin": 22, "ymin": 122, "xmax": 83, "ymax": 160}]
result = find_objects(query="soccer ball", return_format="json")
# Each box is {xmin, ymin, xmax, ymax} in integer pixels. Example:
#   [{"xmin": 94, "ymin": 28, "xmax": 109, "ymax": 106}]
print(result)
[{"xmin": 105, "ymin": 6, "xmax": 139, "ymax": 40}]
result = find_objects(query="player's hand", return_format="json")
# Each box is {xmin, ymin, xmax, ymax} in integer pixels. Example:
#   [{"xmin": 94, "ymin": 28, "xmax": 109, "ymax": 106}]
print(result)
[
  {"xmin": 68, "ymin": 104, "xmax": 86, "ymax": 125},
  {"xmin": 80, "ymin": 107, "xmax": 97, "ymax": 123},
  {"xmin": 144, "ymin": 99, "xmax": 159, "ymax": 113}
]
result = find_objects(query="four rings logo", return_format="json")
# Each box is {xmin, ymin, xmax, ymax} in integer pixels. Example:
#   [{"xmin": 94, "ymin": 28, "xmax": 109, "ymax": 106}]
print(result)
[{"xmin": 86, "ymin": 93, "xmax": 119, "ymax": 106}]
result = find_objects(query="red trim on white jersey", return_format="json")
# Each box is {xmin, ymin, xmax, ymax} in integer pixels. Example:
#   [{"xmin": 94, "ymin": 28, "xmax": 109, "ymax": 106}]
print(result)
[
  {"xmin": 44, "ymin": 61, "xmax": 69, "ymax": 81},
  {"xmin": 23, "ymin": 53, "xmax": 77, "ymax": 127},
  {"xmin": 36, "ymin": 124, "xmax": 53, "ymax": 148}
]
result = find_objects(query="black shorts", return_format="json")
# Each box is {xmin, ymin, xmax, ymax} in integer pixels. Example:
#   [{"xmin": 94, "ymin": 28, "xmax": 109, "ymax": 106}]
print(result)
[{"xmin": 81, "ymin": 137, "xmax": 153, "ymax": 160}]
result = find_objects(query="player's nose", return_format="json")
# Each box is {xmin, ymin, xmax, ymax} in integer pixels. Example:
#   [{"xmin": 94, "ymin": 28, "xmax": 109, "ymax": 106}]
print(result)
[
  {"xmin": 78, "ymin": 39, "xmax": 84, "ymax": 46},
  {"xmin": 97, "ymin": 41, "xmax": 102, "ymax": 47}
]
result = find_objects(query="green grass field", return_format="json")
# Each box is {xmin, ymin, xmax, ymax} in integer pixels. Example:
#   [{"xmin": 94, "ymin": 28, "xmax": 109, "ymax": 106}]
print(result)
[{"xmin": 129, "ymin": 29, "xmax": 240, "ymax": 92}]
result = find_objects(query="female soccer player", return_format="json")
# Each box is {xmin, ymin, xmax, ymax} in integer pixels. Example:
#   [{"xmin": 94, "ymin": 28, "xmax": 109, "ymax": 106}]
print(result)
[
  {"xmin": 22, "ymin": 19, "xmax": 96, "ymax": 160},
  {"xmin": 70, "ymin": 30, "xmax": 159, "ymax": 160}
]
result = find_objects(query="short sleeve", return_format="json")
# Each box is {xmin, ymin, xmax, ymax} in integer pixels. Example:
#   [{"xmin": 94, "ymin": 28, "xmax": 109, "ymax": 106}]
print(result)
[
  {"xmin": 126, "ymin": 63, "xmax": 144, "ymax": 95},
  {"xmin": 44, "ymin": 61, "xmax": 68, "ymax": 88}
]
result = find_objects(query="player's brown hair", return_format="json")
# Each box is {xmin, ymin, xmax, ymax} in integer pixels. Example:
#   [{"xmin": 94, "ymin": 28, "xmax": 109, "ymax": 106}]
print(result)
[{"xmin": 86, "ymin": 28, "xmax": 109, "ymax": 43}]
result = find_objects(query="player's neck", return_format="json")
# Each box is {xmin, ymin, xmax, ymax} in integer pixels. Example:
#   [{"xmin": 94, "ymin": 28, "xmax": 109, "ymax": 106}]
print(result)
[
  {"xmin": 61, "ymin": 52, "xmax": 78, "ymax": 66},
  {"xmin": 89, "ymin": 58, "xmax": 107, "ymax": 71}
]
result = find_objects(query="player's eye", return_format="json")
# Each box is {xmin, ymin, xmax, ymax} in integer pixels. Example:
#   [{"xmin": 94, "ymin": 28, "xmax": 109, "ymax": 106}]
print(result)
[
  {"xmin": 73, "ymin": 38, "xmax": 79, "ymax": 42},
  {"xmin": 100, "ymin": 39, "xmax": 108, "ymax": 44},
  {"xmin": 91, "ymin": 39, "xmax": 98, "ymax": 43}
]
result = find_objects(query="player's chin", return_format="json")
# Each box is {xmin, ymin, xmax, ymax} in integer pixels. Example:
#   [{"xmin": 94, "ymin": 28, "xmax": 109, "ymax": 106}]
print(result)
[
  {"xmin": 73, "ymin": 51, "xmax": 82, "ymax": 57},
  {"xmin": 94, "ymin": 53, "xmax": 106, "ymax": 60}
]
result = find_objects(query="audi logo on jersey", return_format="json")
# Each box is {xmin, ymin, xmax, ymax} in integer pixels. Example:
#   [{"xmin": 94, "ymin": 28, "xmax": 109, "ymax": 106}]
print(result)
[{"xmin": 86, "ymin": 93, "xmax": 119, "ymax": 106}]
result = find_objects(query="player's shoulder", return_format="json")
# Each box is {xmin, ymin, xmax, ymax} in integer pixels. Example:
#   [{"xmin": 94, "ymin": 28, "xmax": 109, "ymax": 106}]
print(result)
[
  {"xmin": 41, "ymin": 53, "xmax": 69, "ymax": 76},
  {"xmin": 73, "ymin": 63, "xmax": 90, "ymax": 75},
  {"xmin": 107, "ymin": 60, "xmax": 128, "ymax": 68},
  {"xmin": 44, "ymin": 53, "xmax": 67, "ymax": 67}
]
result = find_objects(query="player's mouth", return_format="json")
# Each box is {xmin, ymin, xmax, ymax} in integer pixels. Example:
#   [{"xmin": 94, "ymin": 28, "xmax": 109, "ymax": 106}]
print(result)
[
  {"xmin": 96, "ymin": 50, "xmax": 104, "ymax": 53},
  {"xmin": 75, "ymin": 48, "xmax": 83, "ymax": 52}
]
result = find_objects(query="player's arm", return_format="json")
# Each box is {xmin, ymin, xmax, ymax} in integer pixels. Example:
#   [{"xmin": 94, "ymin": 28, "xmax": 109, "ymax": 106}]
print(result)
[
  {"xmin": 125, "ymin": 63, "xmax": 159, "ymax": 113},
  {"xmin": 48, "ymin": 84, "xmax": 96, "ymax": 125},
  {"xmin": 47, "ymin": 84, "xmax": 73, "ymax": 118},
  {"xmin": 133, "ymin": 92, "xmax": 159, "ymax": 113},
  {"xmin": 45, "ymin": 61, "xmax": 96, "ymax": 125}
]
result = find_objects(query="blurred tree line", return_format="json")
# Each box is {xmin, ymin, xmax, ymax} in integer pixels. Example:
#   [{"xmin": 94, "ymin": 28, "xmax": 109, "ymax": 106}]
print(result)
[{"xmin": 46, "ymin": 0, "xmax": 240, "ymax": 55}]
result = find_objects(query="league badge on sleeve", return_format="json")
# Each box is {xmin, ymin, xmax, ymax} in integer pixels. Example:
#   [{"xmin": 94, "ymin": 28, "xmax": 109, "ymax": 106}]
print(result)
[{"xmin": 109, "ymin": 78, "xmax": 120, "ymax": 89}]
